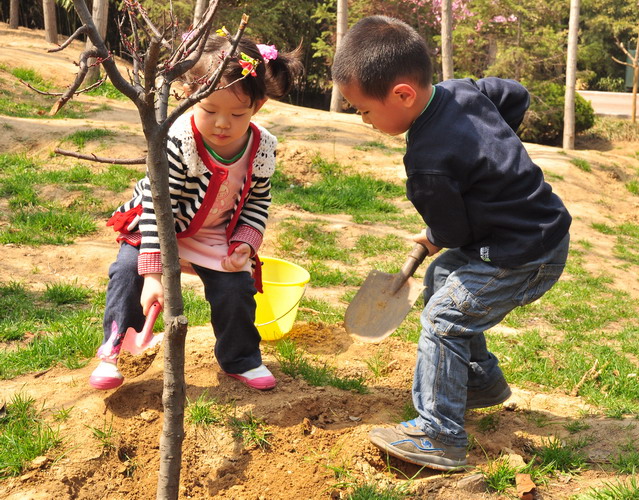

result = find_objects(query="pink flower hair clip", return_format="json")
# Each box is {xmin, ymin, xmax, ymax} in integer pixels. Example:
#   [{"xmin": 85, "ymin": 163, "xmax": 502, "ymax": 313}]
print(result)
[{"xmin": 257, "ymin": 44, "xmax": 278, "ymax": 62}]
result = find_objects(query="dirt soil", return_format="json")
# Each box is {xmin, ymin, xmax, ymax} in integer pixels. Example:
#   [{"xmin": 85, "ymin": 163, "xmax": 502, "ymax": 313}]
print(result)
[{"xmin": 1, "ymin": 24, "xmax": 639, "ymax": 500}]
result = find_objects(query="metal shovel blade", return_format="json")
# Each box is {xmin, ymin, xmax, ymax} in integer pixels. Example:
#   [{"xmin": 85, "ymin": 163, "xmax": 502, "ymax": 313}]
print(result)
[
  {"xmin": 121, "ymin": 301, "xmax": 163, "ymax": 355},
  {"xmin": 344, "ymin": 243, "xmax": 428, "ymax": 343}
]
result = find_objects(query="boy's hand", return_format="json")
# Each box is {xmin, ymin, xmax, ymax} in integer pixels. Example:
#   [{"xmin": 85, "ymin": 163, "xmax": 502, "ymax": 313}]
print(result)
[
  {"xmin": 141, "ymin": 273, "xmax": 164, "ymax": 315},
  {"xmin": 222, "ymin": 243, "xmax": 251, "ymax": 272},
  {"xmin": 413, "ymin": 229, "xmax": 442, "ymax": 257}
]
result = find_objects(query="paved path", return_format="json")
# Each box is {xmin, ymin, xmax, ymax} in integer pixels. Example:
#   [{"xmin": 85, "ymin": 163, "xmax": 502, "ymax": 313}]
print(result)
[{"xmin": 577, "ymin": 90, "xmax": 638, "ymax": 118}]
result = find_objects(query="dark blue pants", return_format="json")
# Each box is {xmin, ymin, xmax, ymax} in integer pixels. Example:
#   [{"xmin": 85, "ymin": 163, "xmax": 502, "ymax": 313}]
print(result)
[{"xmin": 102, "ymin": 243, "xmax": 262, "ymax": 374}]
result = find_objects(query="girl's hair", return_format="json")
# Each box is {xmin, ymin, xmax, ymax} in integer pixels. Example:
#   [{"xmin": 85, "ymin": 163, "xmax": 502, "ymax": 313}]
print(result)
[
  {"xmin": 184, "ymin": 35, "xmax": 303, "ymax": 105},
  {"xmin": 332, "ymin": 16, "xmax": 432, "ymax": 101}
]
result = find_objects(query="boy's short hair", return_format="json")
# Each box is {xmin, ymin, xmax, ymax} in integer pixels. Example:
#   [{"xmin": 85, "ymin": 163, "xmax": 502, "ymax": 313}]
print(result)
[{"xmin": 332, "ymin": 16, "xmax": 432, "ymax": 101}]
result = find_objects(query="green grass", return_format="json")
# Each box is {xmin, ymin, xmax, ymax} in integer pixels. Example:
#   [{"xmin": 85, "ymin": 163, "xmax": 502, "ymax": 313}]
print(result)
[
  {"xmin": 571, "ymin": 158, "xmax": 592, "ymax": 172},
  {"xmin": 10, "ymin": 67, "xmax": 54, "ymax": 91},
  {"xmin": 272, "ymin": 156, "xmax": 405, "ymax": 222},
  {"xmin": 574, "ymin": 476, "xmax": 639, "ymax": 500},
  {"xmin": 591, "ymin": 222, "xmax": 639, "ymax": 266},
  {"xmin": 533, "ymin": 437, "xmax": 587, "ymax": 474},
  {"xmin": 0, "ymin": 153, "xmax": 144, "ymax": 245},
  {"xmin": 87, "ymin": 416, "xmax": 116, "ymax": 452},
  {"xmin": 85, "ymin": 80, "xmax": 127, "ymax": 100},
  {"xmin": 0, "ymin": 280, "xmax": 212, "ymax": 379},
  {"xmin": 62, "ymin": 129, "xmax": 116, "ymax": 149},
  {"xmin": 347, "ymin": 482, "xmax": 411, "ymax": 499},
  {"xmin": 275, "ymin": 339, "xmax": 367, "ymax": 393},
  {"xmin": 353, "ymin": 140, "xmax": 404, "ymax": 155},
  {"xmin": 277, "ymin": 220, "xmax": 355, "ymax": 263},
  {"xmin": 580, "ymin": 116, "xmax": 639, "ymax": 143},
  {"xmin": 479, "ymin": 249, "xmax": 639, "ymax": 416},
  {"xmin": 626, "ymin": 180, "xmax": 639, "ymax": 196},
  {"xmin": 228, "ymin": 411, "xmax": 272, "ymax": 449},
  {"xmin": 0, "ymin": 67, "xmax": 101, "ymax": 119},
  {"xmin": 0, "ymin": 393, "xmax": 61, "ymax": 478},
  {"xmin": 186, "ymin": 392, "xmax": 230, "ymax": 426}
]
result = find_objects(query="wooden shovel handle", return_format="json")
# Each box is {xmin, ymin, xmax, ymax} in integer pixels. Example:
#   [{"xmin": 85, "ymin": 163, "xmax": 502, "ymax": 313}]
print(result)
[{"xmin": 391, "ymin": 243, "xmax": 429, "ymax": 294}]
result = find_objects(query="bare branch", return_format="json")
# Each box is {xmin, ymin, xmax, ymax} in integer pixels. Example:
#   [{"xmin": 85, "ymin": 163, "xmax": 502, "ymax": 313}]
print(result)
[
  {"xmin": 163, "ymin": 13, "xmax": 249, "ymax": 133},
  {"xmin": 47, "ymin": 25, "xmax": 90, "ymax": 52},
  {"xmin": 49, "ymin": 48, "xmax": 101, "ymax": 114},
  {"xmin": 163, "ymin": 0, "xmax": 221, "ymax": 81},
  {"xmin": 54, "ymin": 148, "xmax": 146, "ymax": 164},
  {"xmin": 73, "ymin": 0, "xmax": 140, "ymax": 102},
  {"xmin": 612, "ymin": 56, "xmax": 632, "ymax": 68},
  {"xmin": 21, "ymin": 76, "xmax": 107, "ymax": 96}
]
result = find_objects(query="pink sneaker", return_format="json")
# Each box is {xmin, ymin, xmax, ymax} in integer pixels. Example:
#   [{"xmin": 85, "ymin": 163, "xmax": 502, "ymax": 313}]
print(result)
[
  {"xmin": 226, "ymin": 364, "xmax": 276, "ymax": 390},
  {"xmin": 89, "ymin": 361, "xmax": 124, "ymax": 390}
]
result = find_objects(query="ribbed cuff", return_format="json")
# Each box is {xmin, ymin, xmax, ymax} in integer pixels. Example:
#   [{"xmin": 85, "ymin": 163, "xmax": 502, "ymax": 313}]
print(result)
[{"xmin": 138, "ymin": 252, "xmax": 163, "ymax": 275}]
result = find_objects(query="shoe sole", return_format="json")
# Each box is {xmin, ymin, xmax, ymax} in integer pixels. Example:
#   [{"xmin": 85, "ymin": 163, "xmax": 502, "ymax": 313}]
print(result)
[
  {"xmin": 227, "ymin": 373, "xmax": 276, "ymax": 390},
  {"xmin": 89, "ymin": 375, "xmax": 124, "ymax": 390},
  {"xmin": 369, "ymin": 435, "xmax": 468, "ymax": 471},
  {"xmin": 466, "ymin": 385, "xmax": 512, "ymax": 410}
]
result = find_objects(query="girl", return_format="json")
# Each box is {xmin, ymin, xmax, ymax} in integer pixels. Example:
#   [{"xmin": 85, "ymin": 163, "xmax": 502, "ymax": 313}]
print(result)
[{"xmin": 89, "ymin": 35, "xmax": 303, "ymax": 391}]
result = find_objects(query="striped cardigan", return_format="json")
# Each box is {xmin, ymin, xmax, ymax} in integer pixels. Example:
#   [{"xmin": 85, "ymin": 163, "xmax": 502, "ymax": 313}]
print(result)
[{"xmin": 107, "ymin": 112, "xmax": 276, "ymax": 286}]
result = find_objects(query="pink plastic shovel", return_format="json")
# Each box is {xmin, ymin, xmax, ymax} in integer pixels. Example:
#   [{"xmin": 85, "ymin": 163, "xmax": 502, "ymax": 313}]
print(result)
[{"xmin": 120, "ymin": 301, "xmax": 163, "ymax": 355}]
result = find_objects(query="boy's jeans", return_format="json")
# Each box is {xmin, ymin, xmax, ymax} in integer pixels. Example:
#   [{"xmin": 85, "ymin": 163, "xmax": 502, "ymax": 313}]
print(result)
[{"xmin": 412, "ymin": 233, "xmax": 570, "ymax": 447}]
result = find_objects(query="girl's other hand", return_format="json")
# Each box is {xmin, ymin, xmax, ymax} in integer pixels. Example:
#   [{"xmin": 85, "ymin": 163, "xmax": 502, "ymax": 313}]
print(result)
[
  {"xmin": 141, "ymin": 273, "xmax": 164, "ymax": 315},
  {"xmin": 222, "ymin": 243, "xmax": 251, "ymax": 272}
]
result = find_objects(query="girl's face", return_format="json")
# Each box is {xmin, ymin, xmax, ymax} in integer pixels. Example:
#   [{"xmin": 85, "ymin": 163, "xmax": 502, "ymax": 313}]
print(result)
[{"xmin": 191, "ymin": 86, "xmax": 266, "ymax": 158}]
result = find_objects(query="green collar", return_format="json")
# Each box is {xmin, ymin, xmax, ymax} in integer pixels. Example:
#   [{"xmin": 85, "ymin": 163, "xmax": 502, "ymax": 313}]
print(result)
[
  {"xmin": 204, "ymin": 139, "xmax": 249, "ymax": 165},
  {"xmin": 406, "ymin": 86, "xmax": 436, "ymax": 143}
]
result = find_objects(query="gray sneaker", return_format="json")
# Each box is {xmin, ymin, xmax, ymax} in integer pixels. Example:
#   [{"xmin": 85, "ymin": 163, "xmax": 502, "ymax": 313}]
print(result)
[
  {"xmin": 466, "ymin": 373, "xmax": 512, "ymax": 410},
  {"xmin": 368, "ymin": 420, "xmax": 467, "ymax": 471}
]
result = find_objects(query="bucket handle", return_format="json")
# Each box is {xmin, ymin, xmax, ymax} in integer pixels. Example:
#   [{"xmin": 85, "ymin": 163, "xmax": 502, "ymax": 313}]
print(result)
[{"xmin": 255, "ymin": 285, "xmax": 307, "ymax": 328}]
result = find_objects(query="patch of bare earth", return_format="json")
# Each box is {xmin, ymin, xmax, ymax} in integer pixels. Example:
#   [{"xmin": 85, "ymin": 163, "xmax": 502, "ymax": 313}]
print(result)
[{"xmin": 2, "ymin": 24, "xmax": 639, "ymax": 499}]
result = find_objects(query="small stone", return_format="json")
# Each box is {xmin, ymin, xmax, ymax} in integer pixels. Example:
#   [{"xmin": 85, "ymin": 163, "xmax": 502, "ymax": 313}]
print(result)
[
  {"xmin": 456, "ymin": 473, "xmax": 487, "ymax": 493},
  {"xmin": 30, "ymin": 456, "xmax": 50, "ymax": 469},
  {"xmin": 140, "ymin": 410, "xmax": 159, "ymax": 422}
]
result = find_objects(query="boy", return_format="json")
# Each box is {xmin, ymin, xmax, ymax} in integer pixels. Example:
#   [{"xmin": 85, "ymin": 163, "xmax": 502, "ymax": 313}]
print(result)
[{"xmin": 332, "ymin": 16, "xmax": 571, "ymax": 470}]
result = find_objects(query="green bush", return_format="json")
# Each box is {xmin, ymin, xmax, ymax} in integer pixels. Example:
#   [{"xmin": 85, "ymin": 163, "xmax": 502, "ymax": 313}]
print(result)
[
  {"xmin": 594, "ymin": 76, "xmax": 626, "ymax": 92},
  {"xmin": 519, "ymin": 82, "xmax": 595, "ymax": 145}
]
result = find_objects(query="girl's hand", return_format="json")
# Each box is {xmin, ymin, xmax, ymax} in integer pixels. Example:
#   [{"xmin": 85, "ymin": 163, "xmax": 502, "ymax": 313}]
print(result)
[
  {"xmin": 141, "ymin": 273, "xmax": 164, "ymax": 315},
  {"xmin": 222, "ymin": 243, "xmax": 251, "ymax": 272},
  {"xmin": 413, "ymin": 229, "xmax": 442, "ymax": 257}
]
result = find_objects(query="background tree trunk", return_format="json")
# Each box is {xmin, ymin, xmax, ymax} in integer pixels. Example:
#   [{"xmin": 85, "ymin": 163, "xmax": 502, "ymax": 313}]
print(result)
[
  {"xmin": 329, "ymin": 0, "xmax": 347, "ymax": 112},
  {"xmin": 441, "ymin": 0, "xmax": 454, "ymax": 80},
  {"xmin": 85, "ymin": 0, "xmax": 109, "ymax": 85},
  {"xmin": 563, "ymin": 0, "xmax": 580, "ymax": 150},
  {"xmin": 9, "ymin": 0, "xmax": 19, "ymax": 29},
  {"xmin": 43, "ymin": 0, "xmax": 57, "ymax": 43},
  {"xmin": 193, "ymin": 0, "xmax": 207, "ymax": 26}
]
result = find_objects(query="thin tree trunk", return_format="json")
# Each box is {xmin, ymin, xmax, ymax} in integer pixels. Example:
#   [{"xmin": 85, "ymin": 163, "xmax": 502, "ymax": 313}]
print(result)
[
  {"xmin": 143, "ymin": 118, "xmax": 187, "ymax": 500},
  {"xmin": 9, "ymin": 0, "xmax": 19, "ymax": 29},
  {"xmin": 329, "ymin": 0, "xmax": 347, "ymax": 112},
  {"xmin": 441, "ymin": 0, "xmax": 454, "ymax": 80},
  {"xmin": 43, "ymin": 0, "xmax": 57, "ymax": 43},
  {"xmin": 563, "ymin": 0, "xmax": 580, "ymax": 150},
  {"xmin": 632, "ymin": 38, "xmax": 638, "ymax": 124},
  {"xmin": 193, "ymin": 0, "xmax": 207, "ymax": 26},
  {"xmin": 85, "ymin": 0, "xmax": 109, "ymax": 85}
]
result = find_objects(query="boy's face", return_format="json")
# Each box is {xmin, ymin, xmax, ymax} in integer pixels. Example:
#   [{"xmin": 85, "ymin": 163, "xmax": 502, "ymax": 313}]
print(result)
[{"xmin": 338, "ymin": 82, "xmax": 416, "ymax": 136}]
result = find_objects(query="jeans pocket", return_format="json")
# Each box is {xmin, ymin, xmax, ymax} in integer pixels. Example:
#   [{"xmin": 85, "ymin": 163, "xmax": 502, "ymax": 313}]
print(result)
[
  {"xmin": 426, "ymin": 279, "xmax": 490, "ymax": 335},
  {"xmin": 514, "ymin": 263, "xmax": 565, "ymax": 306}
]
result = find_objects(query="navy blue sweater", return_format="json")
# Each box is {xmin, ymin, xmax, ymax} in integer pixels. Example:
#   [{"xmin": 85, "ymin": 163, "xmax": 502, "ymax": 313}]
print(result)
[{"xmin": 405, "ymin": 77, "xmax": 571, "ymax": 267}]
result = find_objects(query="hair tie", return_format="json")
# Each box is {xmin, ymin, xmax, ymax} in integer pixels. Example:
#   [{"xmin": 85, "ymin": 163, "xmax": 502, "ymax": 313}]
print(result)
[{"xmin": 257, "ymin": 44, "xmax": 278, "ymax": 61}]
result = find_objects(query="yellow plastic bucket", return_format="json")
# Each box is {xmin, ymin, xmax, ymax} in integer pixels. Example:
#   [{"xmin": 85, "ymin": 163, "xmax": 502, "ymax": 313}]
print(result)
[{"xmin": 255, "ymin": 257, "xmax": 310, "ymax": 341}]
